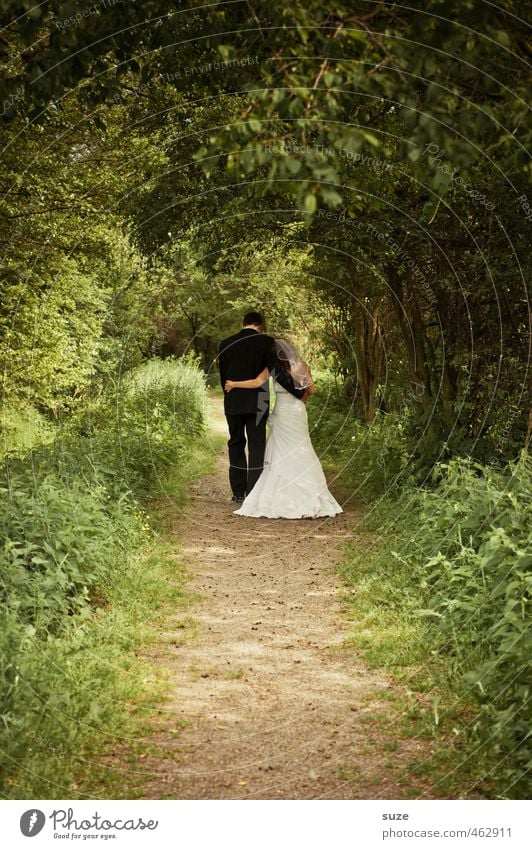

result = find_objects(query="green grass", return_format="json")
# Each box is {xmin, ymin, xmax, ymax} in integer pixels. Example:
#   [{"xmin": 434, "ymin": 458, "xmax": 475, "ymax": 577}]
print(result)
[
  {"xmin": 4, "ymin": 541, "xmax": 188, "ymax": 798},
  {"xmin": 1, "ymin": 401, "xmax": 55, "ymax": 456},
  {"xmin": 0, "ymin": 358, "xmax": 219, "ymax": 799},
  {"xmin": 337, "ymin": 521, "xmax": 497, "ymax": 798},
  {"xmin": 4, "ymin": 431, "xmax": 220, "ymax": 799},
  {"xmin": 336, "ymin": 488, "xmax": 531, "ymax": 799},
  {"xmin": 339, "ymin": 540, "xmax": 431, "ymax": 675},
  {"xmin": 308, "ymin": 379, "xmax": 531, "ymax": 800},
  {"xmin": 152, "ymin": 429, "xmax": 225, "ymax": 510}
]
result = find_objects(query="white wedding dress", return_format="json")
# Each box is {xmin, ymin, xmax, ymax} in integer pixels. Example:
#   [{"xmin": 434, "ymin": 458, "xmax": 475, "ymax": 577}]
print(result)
[{"xmin": 234, "ymin": 381, "xmax": 343, "ymax": 519}]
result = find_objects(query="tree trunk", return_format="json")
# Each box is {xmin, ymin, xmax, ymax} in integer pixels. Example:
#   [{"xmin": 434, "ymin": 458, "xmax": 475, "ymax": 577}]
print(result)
[
  {"xmin": 387, "ymin": 264, "xmax": 433, "ymax": 411},
  {"xmin": 352, "ymin": 303, "xmax": 385, "ymax": 423}
]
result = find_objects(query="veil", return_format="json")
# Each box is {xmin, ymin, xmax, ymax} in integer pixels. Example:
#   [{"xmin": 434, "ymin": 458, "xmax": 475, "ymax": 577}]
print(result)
[{"xmin": 274, "ymin": 338, "xmax": 313, "ymax": 390}]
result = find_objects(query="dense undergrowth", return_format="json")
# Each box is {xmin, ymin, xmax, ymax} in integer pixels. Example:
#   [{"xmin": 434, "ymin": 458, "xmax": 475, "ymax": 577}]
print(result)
[
  {"xmin": 308, "ymin": 379, "xmax": 531, "ymax": 799},
  {"xmin": 0, "ymin": 357, "xmax": 207, "ymax": 797}
]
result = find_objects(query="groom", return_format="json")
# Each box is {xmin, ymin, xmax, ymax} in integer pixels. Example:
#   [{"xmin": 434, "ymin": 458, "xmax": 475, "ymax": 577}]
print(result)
[{"xmin": 218, "ymin": 311, "xmax": 305, "ymax": 502}]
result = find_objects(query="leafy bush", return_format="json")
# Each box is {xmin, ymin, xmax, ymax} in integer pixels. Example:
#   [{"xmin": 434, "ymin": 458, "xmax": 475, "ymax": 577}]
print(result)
[
  {"xmin": 0, "ymin": 401, "xmax": 55, "ymax": 456},
  {"xmin": 0, "ymin": 471, "xmax": 136, "ymax": 635},
  {"xmin": 340, "ymin": 454, "xmax": 531, "ymax": 798},
  {"xmin": 0, "ymin": 357, "xmax": 206, "ymax": 795},
  {"xmin": 74, "ymin": 356, "xmax": 206, "ymax": 497},
  {"xmin": 307, "ymin": 373, "xmax": 411, "ymax": 500},
  {"xmin": 413, "ymin": 456, "xmax": 532, "ymax": 797}
]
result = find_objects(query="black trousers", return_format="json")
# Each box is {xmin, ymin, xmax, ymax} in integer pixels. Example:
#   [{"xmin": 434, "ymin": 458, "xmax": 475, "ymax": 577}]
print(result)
[{"xmin": 226, "ymin": 412, "xmax": 267, "ymax": 497}]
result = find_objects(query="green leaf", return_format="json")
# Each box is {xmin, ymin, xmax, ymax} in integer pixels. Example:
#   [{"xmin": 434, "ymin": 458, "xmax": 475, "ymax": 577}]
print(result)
[
  {"xmin": 320, "ymin": 188, "xmax": 342, "ymax": 208},
  {"xmin": 285, "ymin": 158, "xmax": 301, "ymax": 175},
  {"xmin": 304, "ymin": 193, "xmax": 317, "ymax": 214}
]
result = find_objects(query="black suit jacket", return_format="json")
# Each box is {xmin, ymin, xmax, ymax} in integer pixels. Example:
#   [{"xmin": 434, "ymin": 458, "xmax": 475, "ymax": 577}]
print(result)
[{"xmin": 218, "ymin": 329, "xmax": 305, "ymax": 416}]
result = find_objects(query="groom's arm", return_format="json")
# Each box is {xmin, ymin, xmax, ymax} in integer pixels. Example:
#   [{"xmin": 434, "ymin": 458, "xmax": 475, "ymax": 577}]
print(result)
[{"xmin": 265, "ymin": 343, "xmax": 306, "ymax": 400}]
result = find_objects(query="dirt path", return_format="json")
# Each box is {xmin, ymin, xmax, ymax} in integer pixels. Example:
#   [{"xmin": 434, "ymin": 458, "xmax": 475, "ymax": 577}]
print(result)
[{"xmin": 134, "ymin": 396, "xmax": 435, "ymax": 799}]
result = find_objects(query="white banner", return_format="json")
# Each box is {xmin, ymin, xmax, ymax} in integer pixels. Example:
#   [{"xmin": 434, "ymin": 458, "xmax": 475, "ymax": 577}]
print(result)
[{"xmin": 2, "ymin": 800, "xmax": 531, "ymax": 849}]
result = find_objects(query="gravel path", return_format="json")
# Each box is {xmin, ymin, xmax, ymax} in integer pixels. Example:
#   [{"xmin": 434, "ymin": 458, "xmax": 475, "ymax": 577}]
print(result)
[{"xmin": 134, "ymin": 396, "xmax": 435, "ymax": 799}]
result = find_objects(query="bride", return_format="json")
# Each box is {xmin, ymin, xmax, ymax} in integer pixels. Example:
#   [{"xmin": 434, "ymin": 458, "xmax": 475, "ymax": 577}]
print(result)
[{"xmin": 224, "ymin": 339, "xmax": 343, "ymax": 519}]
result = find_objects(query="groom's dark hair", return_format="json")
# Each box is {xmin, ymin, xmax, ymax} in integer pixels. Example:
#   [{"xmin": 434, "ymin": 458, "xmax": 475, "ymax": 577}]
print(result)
[{"xmin": 243, "ymin": 311, "xmax": 263, "ymax": 327}]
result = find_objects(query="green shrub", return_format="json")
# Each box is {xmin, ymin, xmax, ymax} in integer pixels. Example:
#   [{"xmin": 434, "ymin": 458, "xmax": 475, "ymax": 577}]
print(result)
[
  {"xmin": 74, "ymin": 356, "xmax": 206, "ymax": 497},
  {"xmin": 0, "ymin": 401, "xmax": 55, "ymax": 456},
  {"xmin": 0, "ymin": 470, "xmax": 137, "ymax": 635},
  {"xmin": 413, "ymin": 456, "xmax": 532, "ymax": 797},
  {"xmin": 0, "ymin": 357, "xmax": 206, "ymax": 796},
  {"xmin": 308, "ymin": 374, "xmax": 411, "ymax": 500},
  {"xmin": 341, "ymin": 454, "xmax": 531, "ymax": 798}
]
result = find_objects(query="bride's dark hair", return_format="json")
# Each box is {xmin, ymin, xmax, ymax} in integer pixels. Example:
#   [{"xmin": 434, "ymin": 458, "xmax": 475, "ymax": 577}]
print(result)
[{"xmin": 274, "ymin": 338, "xmax": 312, "ymax": 389}]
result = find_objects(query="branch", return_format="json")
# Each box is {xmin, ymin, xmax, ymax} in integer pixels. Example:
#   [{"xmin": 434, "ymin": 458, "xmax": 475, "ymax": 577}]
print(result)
[
  {"xmin": 2, "ymin": 205, "xmax": 85, "ymax": 219},
  {"xmin": 312, "ymin": 58, "xmax": 329, "ymax": 90},
  {"xmin": 246, "ymin": 1, "xmax": 264, "ymax": 40}
]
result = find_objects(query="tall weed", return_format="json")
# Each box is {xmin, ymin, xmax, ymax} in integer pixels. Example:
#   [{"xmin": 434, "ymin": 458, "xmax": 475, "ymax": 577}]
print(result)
[
  {"xmin": 340, "ymin": 456, "xmax": 531, "ymax": 798},
  {"xmin": 309, "ymin": 377, "xmax": 531, "ymax": 797},
  {"xmin": 307, "ymin": 383, "xmax": 411, "ymax": 500},
  {"xmin": 0, "ymin": 357, "xmax": 206, "ymax": 796},
  {"xmin": 414, "ymin": 457, "xmax": 531, "ymax": 797}
]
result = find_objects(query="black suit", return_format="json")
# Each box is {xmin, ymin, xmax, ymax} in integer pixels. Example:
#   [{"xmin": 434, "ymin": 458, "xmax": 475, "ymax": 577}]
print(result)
[{"xmin": 218, "ymin": 328, "xmax": 305, "ymax": 497}]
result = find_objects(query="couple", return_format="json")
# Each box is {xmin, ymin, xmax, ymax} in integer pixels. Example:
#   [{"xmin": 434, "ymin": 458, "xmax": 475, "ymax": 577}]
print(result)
[{"xmin": 218, "ymin": 311, "xmax": 342, "ymax": 519}]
